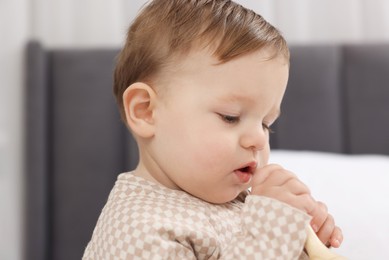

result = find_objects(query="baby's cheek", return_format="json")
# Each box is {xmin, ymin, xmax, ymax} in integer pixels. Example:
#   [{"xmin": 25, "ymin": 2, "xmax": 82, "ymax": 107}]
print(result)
[{"xmin": 192, "ymin": 138, "xmax": 232, "ymax": 170}]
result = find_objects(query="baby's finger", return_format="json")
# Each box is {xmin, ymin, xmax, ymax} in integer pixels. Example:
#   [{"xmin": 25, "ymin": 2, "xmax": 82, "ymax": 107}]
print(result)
[
  {"xmin": 252, "ymin": 164, "xmax": 283, "ymax": 185},
  {"xmin": 257, "ymin": 167, "xmax": 298, "ymax": 188},
  {"xmin": 282, "ymin": 193, "xmax": 316, "ymax": 213},
  {"xmin": 283, "ymin": 177, "xmax": 311, "ymax": 196},
  {"xmin": 329, "ymin": 226, "xmax": 343, "ymax": 248},
  {"xmin": 309, "ymin": 201, "xmax": 328, "ymax": 232},
  {"xmin": 316, "ymin": 214, "xmax": 335, "ymax": 245}
]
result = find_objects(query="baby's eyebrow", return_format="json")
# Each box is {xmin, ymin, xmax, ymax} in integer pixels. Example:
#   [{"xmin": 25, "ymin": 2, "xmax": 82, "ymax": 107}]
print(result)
[{"xmin": 217, "ymin": 94, "xmax": 255, "ymax": 104}]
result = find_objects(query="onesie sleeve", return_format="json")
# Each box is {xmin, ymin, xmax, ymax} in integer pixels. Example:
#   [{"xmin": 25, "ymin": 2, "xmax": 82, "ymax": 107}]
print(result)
[{"xmin": 222, "ymin": 195, "xmax": 311, "ymax": 260}]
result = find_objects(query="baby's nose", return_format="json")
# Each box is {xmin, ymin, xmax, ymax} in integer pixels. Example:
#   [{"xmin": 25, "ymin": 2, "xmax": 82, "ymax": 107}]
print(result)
[{"xmin": 239, "ymin": 126, "xmax": 268, "ymax": 151}]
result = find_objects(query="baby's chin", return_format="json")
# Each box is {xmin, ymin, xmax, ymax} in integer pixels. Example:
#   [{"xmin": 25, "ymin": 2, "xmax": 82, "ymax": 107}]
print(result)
[{"xmin": 194, "ymin": 189, "xmax": 247, "ymax": 205}]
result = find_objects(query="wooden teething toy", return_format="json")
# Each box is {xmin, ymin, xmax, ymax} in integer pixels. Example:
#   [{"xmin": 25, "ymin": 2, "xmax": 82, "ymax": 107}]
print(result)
[{"xmin": 305, "ymin": 226, "xmax": 347, "ymax": 260}]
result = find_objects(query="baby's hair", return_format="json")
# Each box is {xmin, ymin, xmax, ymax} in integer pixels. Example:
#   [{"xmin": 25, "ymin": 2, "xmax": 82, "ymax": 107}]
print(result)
[{"xmin": 113, "ymin": 0, "xmax": 289, "ymax": 121}]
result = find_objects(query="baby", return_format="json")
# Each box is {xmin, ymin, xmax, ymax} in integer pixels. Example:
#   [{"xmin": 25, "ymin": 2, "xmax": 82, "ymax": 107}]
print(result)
[{"xmin": 83, "ymin": 0, "xmax": 343, "ymax": 259}]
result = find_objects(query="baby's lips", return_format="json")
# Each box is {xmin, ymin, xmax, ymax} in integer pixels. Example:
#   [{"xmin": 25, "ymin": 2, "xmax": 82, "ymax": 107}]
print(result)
[
  {"xmin": 246, "ymin": 161, "xmax": 258, "ymax": 174},
  {"xmin": 234, "ymin": 161, "xmax": 257, "ymax": 174}
]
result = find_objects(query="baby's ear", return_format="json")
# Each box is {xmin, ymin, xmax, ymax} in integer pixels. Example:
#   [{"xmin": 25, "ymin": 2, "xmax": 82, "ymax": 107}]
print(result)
[{"xmin": 122, "ymin": 82, "xmax": 157, "ymax": 138}]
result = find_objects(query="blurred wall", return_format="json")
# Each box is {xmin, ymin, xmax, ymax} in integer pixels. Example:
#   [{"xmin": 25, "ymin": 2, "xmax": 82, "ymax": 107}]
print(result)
[
  {"xmin": 25, "ymin": 0, "xmax": 389, "ymax": 48},
  {"xmin": 1, "ymin": 0, "xmax": 388, "ymax": 259},
  {"xmin": 0, "ymin": 1, "xmax": 29, "ymax": 260}
]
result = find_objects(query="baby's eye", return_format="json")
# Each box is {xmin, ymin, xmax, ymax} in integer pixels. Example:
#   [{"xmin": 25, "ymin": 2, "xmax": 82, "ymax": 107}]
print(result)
[
  {"xmin": 218, "ymin": 114, "xmax": 240, "ymax": 124},
  {"xmin": 262, "ymin": 123, "xmax": 274, "ymax": 133}
]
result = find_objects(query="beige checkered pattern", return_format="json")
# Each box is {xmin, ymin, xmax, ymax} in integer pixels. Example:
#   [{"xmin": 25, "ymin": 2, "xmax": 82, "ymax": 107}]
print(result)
[{"xmin": 83, "ymin": 173, "xmax": 311, "ymax": 259}]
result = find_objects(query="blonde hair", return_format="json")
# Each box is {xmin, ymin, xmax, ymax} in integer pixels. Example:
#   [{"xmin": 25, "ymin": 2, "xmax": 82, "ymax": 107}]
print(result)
[{"xmin": 114, "ymin": 0, "xmax": 289, "ymax": 120}]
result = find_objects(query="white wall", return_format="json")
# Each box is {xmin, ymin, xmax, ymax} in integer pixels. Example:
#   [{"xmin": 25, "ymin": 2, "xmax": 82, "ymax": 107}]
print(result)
[
  {"xmin": 1, "ymin": 0, "xmax": 388, "ymax": 259},
  {"xmin": 0, "ymin": 1, "xmax": 29, "ymax": 260},
  {"xmin": 244, "ymin": 0, "xmax": 389, "ymax": 43},
  {"xmin": 24, "ymin": 0, "xmax": 389, "ymax": 48}
]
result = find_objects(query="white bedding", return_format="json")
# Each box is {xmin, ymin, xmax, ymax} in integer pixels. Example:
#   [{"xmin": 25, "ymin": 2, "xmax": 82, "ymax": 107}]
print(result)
[{"xmin": 269, "ymin": 150, "xmax": 389, "ymax": 260}]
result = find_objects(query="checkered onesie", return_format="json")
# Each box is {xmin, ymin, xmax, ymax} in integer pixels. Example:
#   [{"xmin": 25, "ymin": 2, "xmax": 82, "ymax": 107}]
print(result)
[{"xmin": 83, "ymin": 173, "xmax": 311, "ymax": 259}]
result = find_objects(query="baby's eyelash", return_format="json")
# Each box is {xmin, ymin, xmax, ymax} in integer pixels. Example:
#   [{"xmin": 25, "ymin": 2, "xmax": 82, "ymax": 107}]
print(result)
[
  {"xmin": 218, "ymin": 113, "xmax": 275, "ymax": 132},
  {"xmin": 262, "ymin": 123, "xmax": 275, "ymax": 133},
  {"xmin": 218, "ymin": 114, "xmax": 240, "ymax": 124}
]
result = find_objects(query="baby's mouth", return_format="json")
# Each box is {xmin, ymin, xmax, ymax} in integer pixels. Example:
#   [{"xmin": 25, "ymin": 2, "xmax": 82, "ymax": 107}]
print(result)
[
  {"xmin": 236, "ymin": 161, "xmax": 257, "ymax": 174},
  {"xmin": 239, "ymin": 166, "xmax": 253, "ymax": 174},
  {"xmin": 234, "ymin": 162, "xmax": 257, "ymax": 183}
]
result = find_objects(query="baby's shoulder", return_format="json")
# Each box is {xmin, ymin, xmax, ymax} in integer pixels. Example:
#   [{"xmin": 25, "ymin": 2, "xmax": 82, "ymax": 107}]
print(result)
[
  {"xmin": 88, "ymin": 173, "xmax": 244, "ymax": 257},
  {"xmin": 105, "ymin": 173, "xmax": 242, "ymax": 228},
  {"xmin": 108, "ymin": 173, "xmax": 207, "ymax": 219}
]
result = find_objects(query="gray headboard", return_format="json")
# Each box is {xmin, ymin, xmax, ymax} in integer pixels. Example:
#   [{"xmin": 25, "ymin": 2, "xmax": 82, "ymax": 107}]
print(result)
[{"xmin": 25, "ymin": 41, "xmax": 389, "ymax": 260}]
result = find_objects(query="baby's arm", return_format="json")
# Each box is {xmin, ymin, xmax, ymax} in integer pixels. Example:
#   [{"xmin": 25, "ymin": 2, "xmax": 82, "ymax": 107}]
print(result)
[
  {"xmin": 222, "ymin": 164, "xmax": 312, "ymax": 259},
  {"xmin": 222, "ymin": 195, "xmax": 311, "ymax": 259},
  {"xmin": 222, "ymin": 164, "xmax": 343, "ymax": 259},
  {"xmin": 251, "ymin": 164, "xmax": 343, "ymax": 248}
]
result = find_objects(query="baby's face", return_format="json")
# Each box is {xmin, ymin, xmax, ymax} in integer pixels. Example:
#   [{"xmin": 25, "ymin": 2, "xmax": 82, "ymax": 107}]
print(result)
[{"xmin": 148, "ymin": 48, "xmax": 289, "ymax": 203}]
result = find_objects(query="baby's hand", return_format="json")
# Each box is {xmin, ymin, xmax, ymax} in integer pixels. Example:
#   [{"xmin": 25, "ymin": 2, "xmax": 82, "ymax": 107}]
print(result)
[
  {"xmin": 251, "ymin": 164, "xmax": 343, "ymax": 247},
  {"xmin": 251, "ymin": 164, "xmax": 316, "ymax": 213},
  {"xmin": 309, "ymin": 201, "xmax": 343, "ymax": 248}
]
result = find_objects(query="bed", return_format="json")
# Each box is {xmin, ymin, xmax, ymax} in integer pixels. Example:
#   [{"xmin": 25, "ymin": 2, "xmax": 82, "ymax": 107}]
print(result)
[{"xmin": 25, "ymin": 42, "xmax": 389, "ymax": 260}]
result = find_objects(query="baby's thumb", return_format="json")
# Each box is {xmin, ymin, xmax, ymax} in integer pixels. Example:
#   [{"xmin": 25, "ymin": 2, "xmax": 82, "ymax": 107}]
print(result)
[{"xmin": 251, "ymin": 164, "xmax": 281, "ymax": 186}]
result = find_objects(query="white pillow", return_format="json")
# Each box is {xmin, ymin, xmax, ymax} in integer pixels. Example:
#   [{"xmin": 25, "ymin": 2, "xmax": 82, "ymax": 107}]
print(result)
[{"xmin": 269, "ymin": 150, "xmax": 389, "ymax": 260}]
